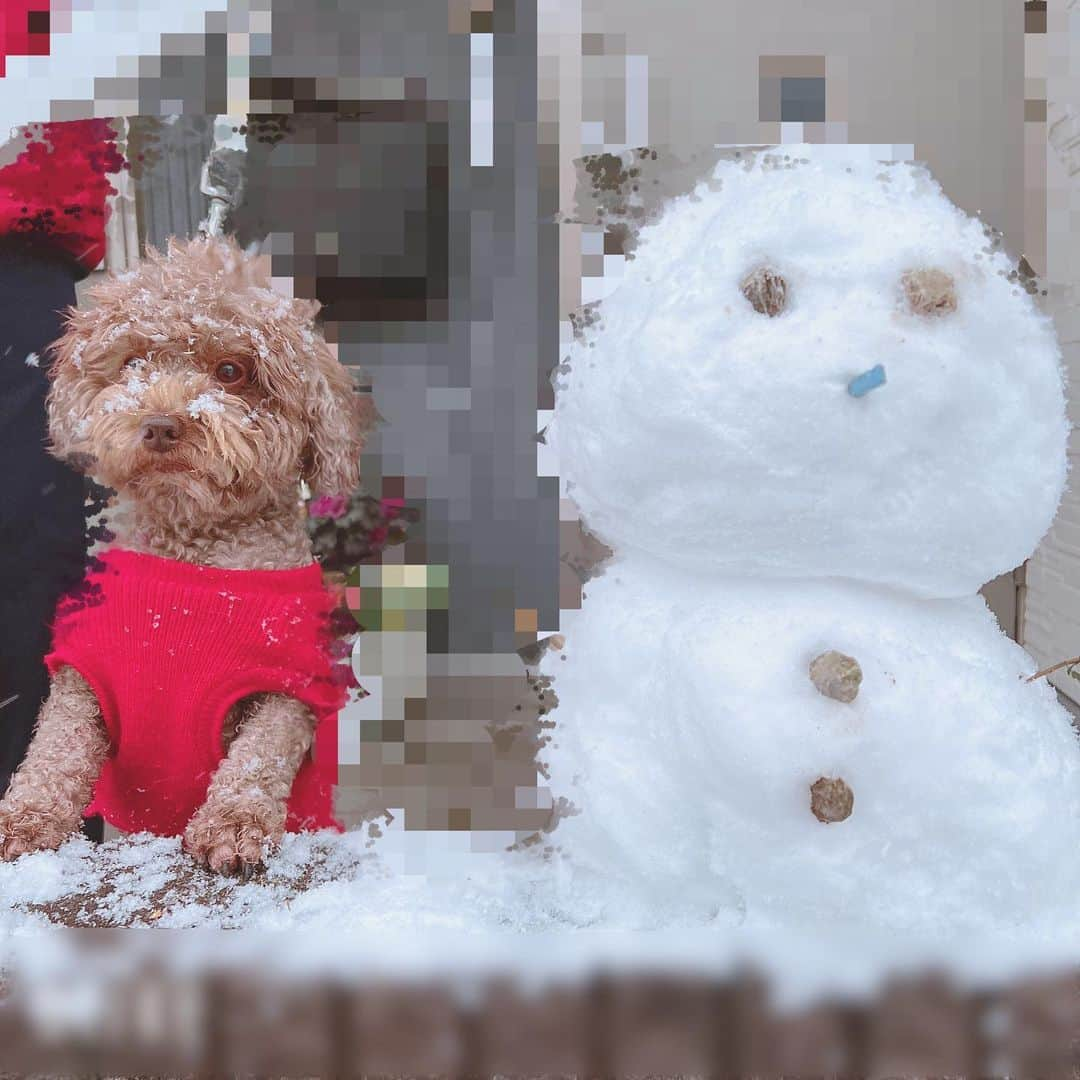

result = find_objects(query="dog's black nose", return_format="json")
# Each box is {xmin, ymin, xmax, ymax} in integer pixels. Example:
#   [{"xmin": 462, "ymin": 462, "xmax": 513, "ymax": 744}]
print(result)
[{"xmin": 139, "ymin": 415, "xmax": 181, "ymax": 453}]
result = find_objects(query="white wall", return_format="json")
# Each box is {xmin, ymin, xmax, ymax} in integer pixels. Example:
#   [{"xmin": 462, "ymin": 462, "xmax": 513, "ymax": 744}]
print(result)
[
  {"xmin": 0, "ymin": 0, "xmax": 229, "ymax": 141},
  {"xmin": 1021, "ymin": 1, "xmax": 1080, "ymax": 698}
]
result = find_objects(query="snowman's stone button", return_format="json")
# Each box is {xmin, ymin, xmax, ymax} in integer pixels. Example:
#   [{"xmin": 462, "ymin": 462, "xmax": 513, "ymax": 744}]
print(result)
[
  {"xmin": 741, "ymin": 266, "xmax": 788, "ymax": 316},
  {"xmin": 809, "ymin": 650, "xmax": 863, "ymax": 703},
  {"xmin": 810, "ymin": 776, "xmax": 854, "ymax": 823}
]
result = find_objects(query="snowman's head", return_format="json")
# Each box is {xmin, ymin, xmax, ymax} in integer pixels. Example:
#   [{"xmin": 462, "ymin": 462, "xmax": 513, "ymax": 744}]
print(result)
[{"xmin": 553, "ymin": 147, "xmax": 1068, "ymax": 597}]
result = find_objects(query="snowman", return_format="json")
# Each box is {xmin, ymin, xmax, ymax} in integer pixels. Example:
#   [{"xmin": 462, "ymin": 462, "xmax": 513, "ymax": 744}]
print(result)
[{"xmin": 538, "ymin": 146, "xmax": 1080, "ymax": 934}]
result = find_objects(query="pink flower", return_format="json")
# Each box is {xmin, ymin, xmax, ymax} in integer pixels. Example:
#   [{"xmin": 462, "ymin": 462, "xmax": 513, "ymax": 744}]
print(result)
[{"xmin": 309, "ymin": 493, "xmax": 348, "ymax": 520}]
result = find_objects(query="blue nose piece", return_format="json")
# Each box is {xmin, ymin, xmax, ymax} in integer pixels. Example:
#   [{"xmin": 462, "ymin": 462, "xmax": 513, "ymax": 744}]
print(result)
[{"xmin": 847, "ymin": 364, "xmax": 887, "ymax": 398}]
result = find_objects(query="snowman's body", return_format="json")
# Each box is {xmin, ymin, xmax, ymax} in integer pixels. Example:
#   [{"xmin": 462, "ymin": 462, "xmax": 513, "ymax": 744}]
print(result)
[
  {"xmin": 540, "ymin": 147, "xmax": 1080, "ymax": 933},
  {"xmin": 542, "ymin": 560, "xmax": 1080, "ymax": 930}
]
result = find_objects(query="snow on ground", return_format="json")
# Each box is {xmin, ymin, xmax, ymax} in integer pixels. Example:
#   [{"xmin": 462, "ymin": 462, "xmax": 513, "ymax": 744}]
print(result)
[
  {"xmin": 0, "ymin": 821, "xmax": 525, "ymax": 933},
  {"xmin": 3, "ymin": 817, "xmax": 1080, "ymax": 1008}
]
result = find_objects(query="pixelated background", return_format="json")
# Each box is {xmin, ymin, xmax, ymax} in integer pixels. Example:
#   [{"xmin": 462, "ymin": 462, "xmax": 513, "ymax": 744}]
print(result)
[{"xmin": 2, "ymin": 0, "xmax": 1077, "ymax": 836}]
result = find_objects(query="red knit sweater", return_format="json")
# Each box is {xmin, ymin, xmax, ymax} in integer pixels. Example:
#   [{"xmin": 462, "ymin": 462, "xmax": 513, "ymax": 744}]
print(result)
[{"xmin": 44, "ymin": 549, "xmax": 346, "ymax": 837}]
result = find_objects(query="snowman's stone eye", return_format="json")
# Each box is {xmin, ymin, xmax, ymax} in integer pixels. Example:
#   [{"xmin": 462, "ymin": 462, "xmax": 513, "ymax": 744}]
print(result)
[
  {"xmin": 741, "ymin": 266, "xmax": 788, "ymax": 317},
  {"xmin": 901, "ymin": 267, "xmax": 957, "ymax": 316}
]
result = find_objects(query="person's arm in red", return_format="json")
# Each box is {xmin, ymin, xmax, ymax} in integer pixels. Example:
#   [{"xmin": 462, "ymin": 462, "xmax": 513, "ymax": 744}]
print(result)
[{"xmin": 0, "ymin": 118, "xmax": 126, "ymax": 276}]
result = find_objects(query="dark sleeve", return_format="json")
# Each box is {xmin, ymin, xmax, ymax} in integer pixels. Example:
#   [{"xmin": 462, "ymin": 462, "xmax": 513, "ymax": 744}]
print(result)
[
  {"xmin": 0, "ymin": 118, "xmax": 124, "ymax": 797},
  {"xmin": 0, "ymin": 243, "xmax": 88, "ymax": 791}
]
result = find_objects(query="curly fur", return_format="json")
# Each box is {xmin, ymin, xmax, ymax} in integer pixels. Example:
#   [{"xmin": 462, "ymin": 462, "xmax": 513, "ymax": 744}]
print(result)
[
  {"xmin": 0, "ymin": 235, "xmax": 373, "ymax": 874},
  {"xmin": 0, "ymin": 667, "xmax": 110, "ymax": 860},
  {"xmin": 184, "ymin": 693, "xmax": 318, "ymax": 875}
]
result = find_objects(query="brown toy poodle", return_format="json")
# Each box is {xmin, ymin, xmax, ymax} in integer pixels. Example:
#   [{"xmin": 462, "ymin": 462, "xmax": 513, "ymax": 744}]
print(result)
[{"xmin": 0, "ymin": 235, "xmax": 374, "ymax": 875}]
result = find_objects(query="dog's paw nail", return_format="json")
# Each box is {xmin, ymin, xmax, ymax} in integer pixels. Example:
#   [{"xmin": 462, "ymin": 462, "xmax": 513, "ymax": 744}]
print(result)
[
  {"xmin": 183, "ymin": 807, "xmax": 278, "ymax": 876},
  {"xmin": 237, "ymin": 837, "xmax": 266, "ymax": 865},
  {"xmin": 207, "ymin": 845, "xmax": 239, "ymax": 875}
]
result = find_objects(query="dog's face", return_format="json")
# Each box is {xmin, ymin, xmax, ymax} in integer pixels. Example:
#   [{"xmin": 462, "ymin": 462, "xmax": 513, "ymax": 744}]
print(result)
[{"xmin": 46, "ymin": 236, "xmax": 373, "ymax": 515}]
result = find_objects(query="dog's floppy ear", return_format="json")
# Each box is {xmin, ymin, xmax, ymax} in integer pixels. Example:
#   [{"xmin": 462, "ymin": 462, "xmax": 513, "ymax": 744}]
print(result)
[{"xmin": 301, "ymin": 334, "xmax": 377, "ymax": 497}]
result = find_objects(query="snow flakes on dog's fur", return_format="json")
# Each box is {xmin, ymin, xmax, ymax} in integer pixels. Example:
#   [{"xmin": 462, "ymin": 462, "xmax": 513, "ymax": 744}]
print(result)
[
  {"xmin": 43, "ymin": 234, "xmax": 375, "ymax": 501},
  {"xmin": 186, "ymin": 391, "xmax": 226, "ymax": 419}
]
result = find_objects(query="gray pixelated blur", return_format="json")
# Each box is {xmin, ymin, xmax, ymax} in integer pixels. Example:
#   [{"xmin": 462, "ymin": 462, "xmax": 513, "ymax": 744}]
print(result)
[{"xmin": 234, "ymin": 0, "xmax": 560, "ymax": 836}]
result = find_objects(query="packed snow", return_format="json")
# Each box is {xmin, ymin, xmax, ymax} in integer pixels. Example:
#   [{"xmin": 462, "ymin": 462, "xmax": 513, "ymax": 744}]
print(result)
[
  {"xmin": 538, "ymin": 144, "xmax": 1080, "ymax": 942},
  {"xmin": 538, "ymin": 560, "xmax": 1080, "ymax": 932}
]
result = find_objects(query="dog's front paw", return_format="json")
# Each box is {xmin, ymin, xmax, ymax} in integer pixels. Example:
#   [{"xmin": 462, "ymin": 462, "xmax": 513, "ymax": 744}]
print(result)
[
  {"xmin": 0, "ymin": 803, "xmax": 75, "ymax": 860},
  {"xmin": 182, "ymin": 800, "xmax": 283, "ymax": 877}
]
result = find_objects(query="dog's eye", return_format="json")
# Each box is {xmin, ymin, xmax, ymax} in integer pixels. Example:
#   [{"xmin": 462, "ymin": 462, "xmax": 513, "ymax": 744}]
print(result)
[{"xmin": 214, "ymin": 360, "xmax": 248, "ymax": 386}]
